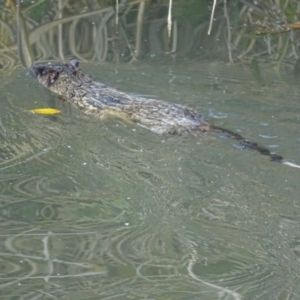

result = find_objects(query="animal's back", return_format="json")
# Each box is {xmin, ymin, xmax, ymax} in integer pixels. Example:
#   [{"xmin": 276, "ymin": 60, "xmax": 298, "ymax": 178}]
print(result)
[{"xmin": 31, "ymin": 60, "xmax": 210, "ymax": 134}]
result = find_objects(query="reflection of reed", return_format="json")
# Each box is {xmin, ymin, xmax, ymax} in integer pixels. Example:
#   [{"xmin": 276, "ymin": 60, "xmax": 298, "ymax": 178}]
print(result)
[
  {"xmin": 1, "ymin": 0, "xmax": 300, "ymax": 69},
  {"xmin": 0, "ymin": 105, "xmax": 65, "ymax": 172},
  {"xmin": 0, "ymin": 220, "xmax": 244, "ymax": 299},
  {"xmin": 0, "ymin": 231, "xmax": 107, "ymax": 291}
]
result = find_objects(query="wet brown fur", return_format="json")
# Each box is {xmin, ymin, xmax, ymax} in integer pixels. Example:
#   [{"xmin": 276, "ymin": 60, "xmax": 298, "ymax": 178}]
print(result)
[{"xmin": 31, "ymin": 60, "xmax": 283, "ymax": 162}]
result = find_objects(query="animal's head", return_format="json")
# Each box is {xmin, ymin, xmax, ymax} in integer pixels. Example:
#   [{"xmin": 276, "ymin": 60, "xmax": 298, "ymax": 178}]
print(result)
[{"xmin": 31, "ymin": 60, "xmax": 91, "ymax": 99}]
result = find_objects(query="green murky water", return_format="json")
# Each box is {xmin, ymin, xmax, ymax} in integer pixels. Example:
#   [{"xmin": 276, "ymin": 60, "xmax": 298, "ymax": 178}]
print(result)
[{"xmin": 1, "ymin": 62, "xmax": 300, "ymax": 299}]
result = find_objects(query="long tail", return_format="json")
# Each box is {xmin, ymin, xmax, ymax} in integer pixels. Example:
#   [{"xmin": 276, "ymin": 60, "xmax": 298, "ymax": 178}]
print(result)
[{"xmin": 211, "ymin": 125, "xmax": 300, "ymax": 168}]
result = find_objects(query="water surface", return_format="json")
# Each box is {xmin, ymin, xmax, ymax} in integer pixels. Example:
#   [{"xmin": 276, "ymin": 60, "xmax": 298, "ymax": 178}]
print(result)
[{"xmin": 0, "ymin": 61, "xmax": 300, "ymax": 299}]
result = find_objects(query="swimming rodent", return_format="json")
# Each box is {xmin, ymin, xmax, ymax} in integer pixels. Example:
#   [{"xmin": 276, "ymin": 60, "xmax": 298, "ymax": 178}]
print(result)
[{"xmin": 30, "ymin": 59, "xmax": 300, "ymax": 169}]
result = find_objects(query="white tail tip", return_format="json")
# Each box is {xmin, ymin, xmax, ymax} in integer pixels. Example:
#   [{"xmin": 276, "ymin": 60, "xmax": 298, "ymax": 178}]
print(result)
[{"xmin": 283, "ymin": 162, "xmax": 300, "ymax": 169}]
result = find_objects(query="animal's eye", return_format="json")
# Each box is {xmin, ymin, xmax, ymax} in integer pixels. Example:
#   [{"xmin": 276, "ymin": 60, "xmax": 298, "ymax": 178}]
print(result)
[{"xmin": 49, "ymin": 70, "xmax": 59, "ymax": 84}]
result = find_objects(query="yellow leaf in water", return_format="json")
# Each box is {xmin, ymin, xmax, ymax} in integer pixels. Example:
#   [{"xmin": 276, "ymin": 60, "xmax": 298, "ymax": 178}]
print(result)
[{"xmin": 30, "ymin": 108, "xmax": 61, "ymax": 115}]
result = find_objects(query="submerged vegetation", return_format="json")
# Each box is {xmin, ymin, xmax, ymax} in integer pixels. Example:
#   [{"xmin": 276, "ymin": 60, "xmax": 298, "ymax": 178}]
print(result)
[{"xmin": 0, "ymin": 0, "xmax": 300, "ymax": 70}]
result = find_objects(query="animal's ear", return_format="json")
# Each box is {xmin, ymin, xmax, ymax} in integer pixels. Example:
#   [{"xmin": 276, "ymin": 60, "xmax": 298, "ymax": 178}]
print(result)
[
  {"xmin": 70, "ymin": 59, "xmax": 79, "ymax": 68},
  {"xmin": 48, "ymin": 70, "xmax": 59, "ymax": 85}
]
